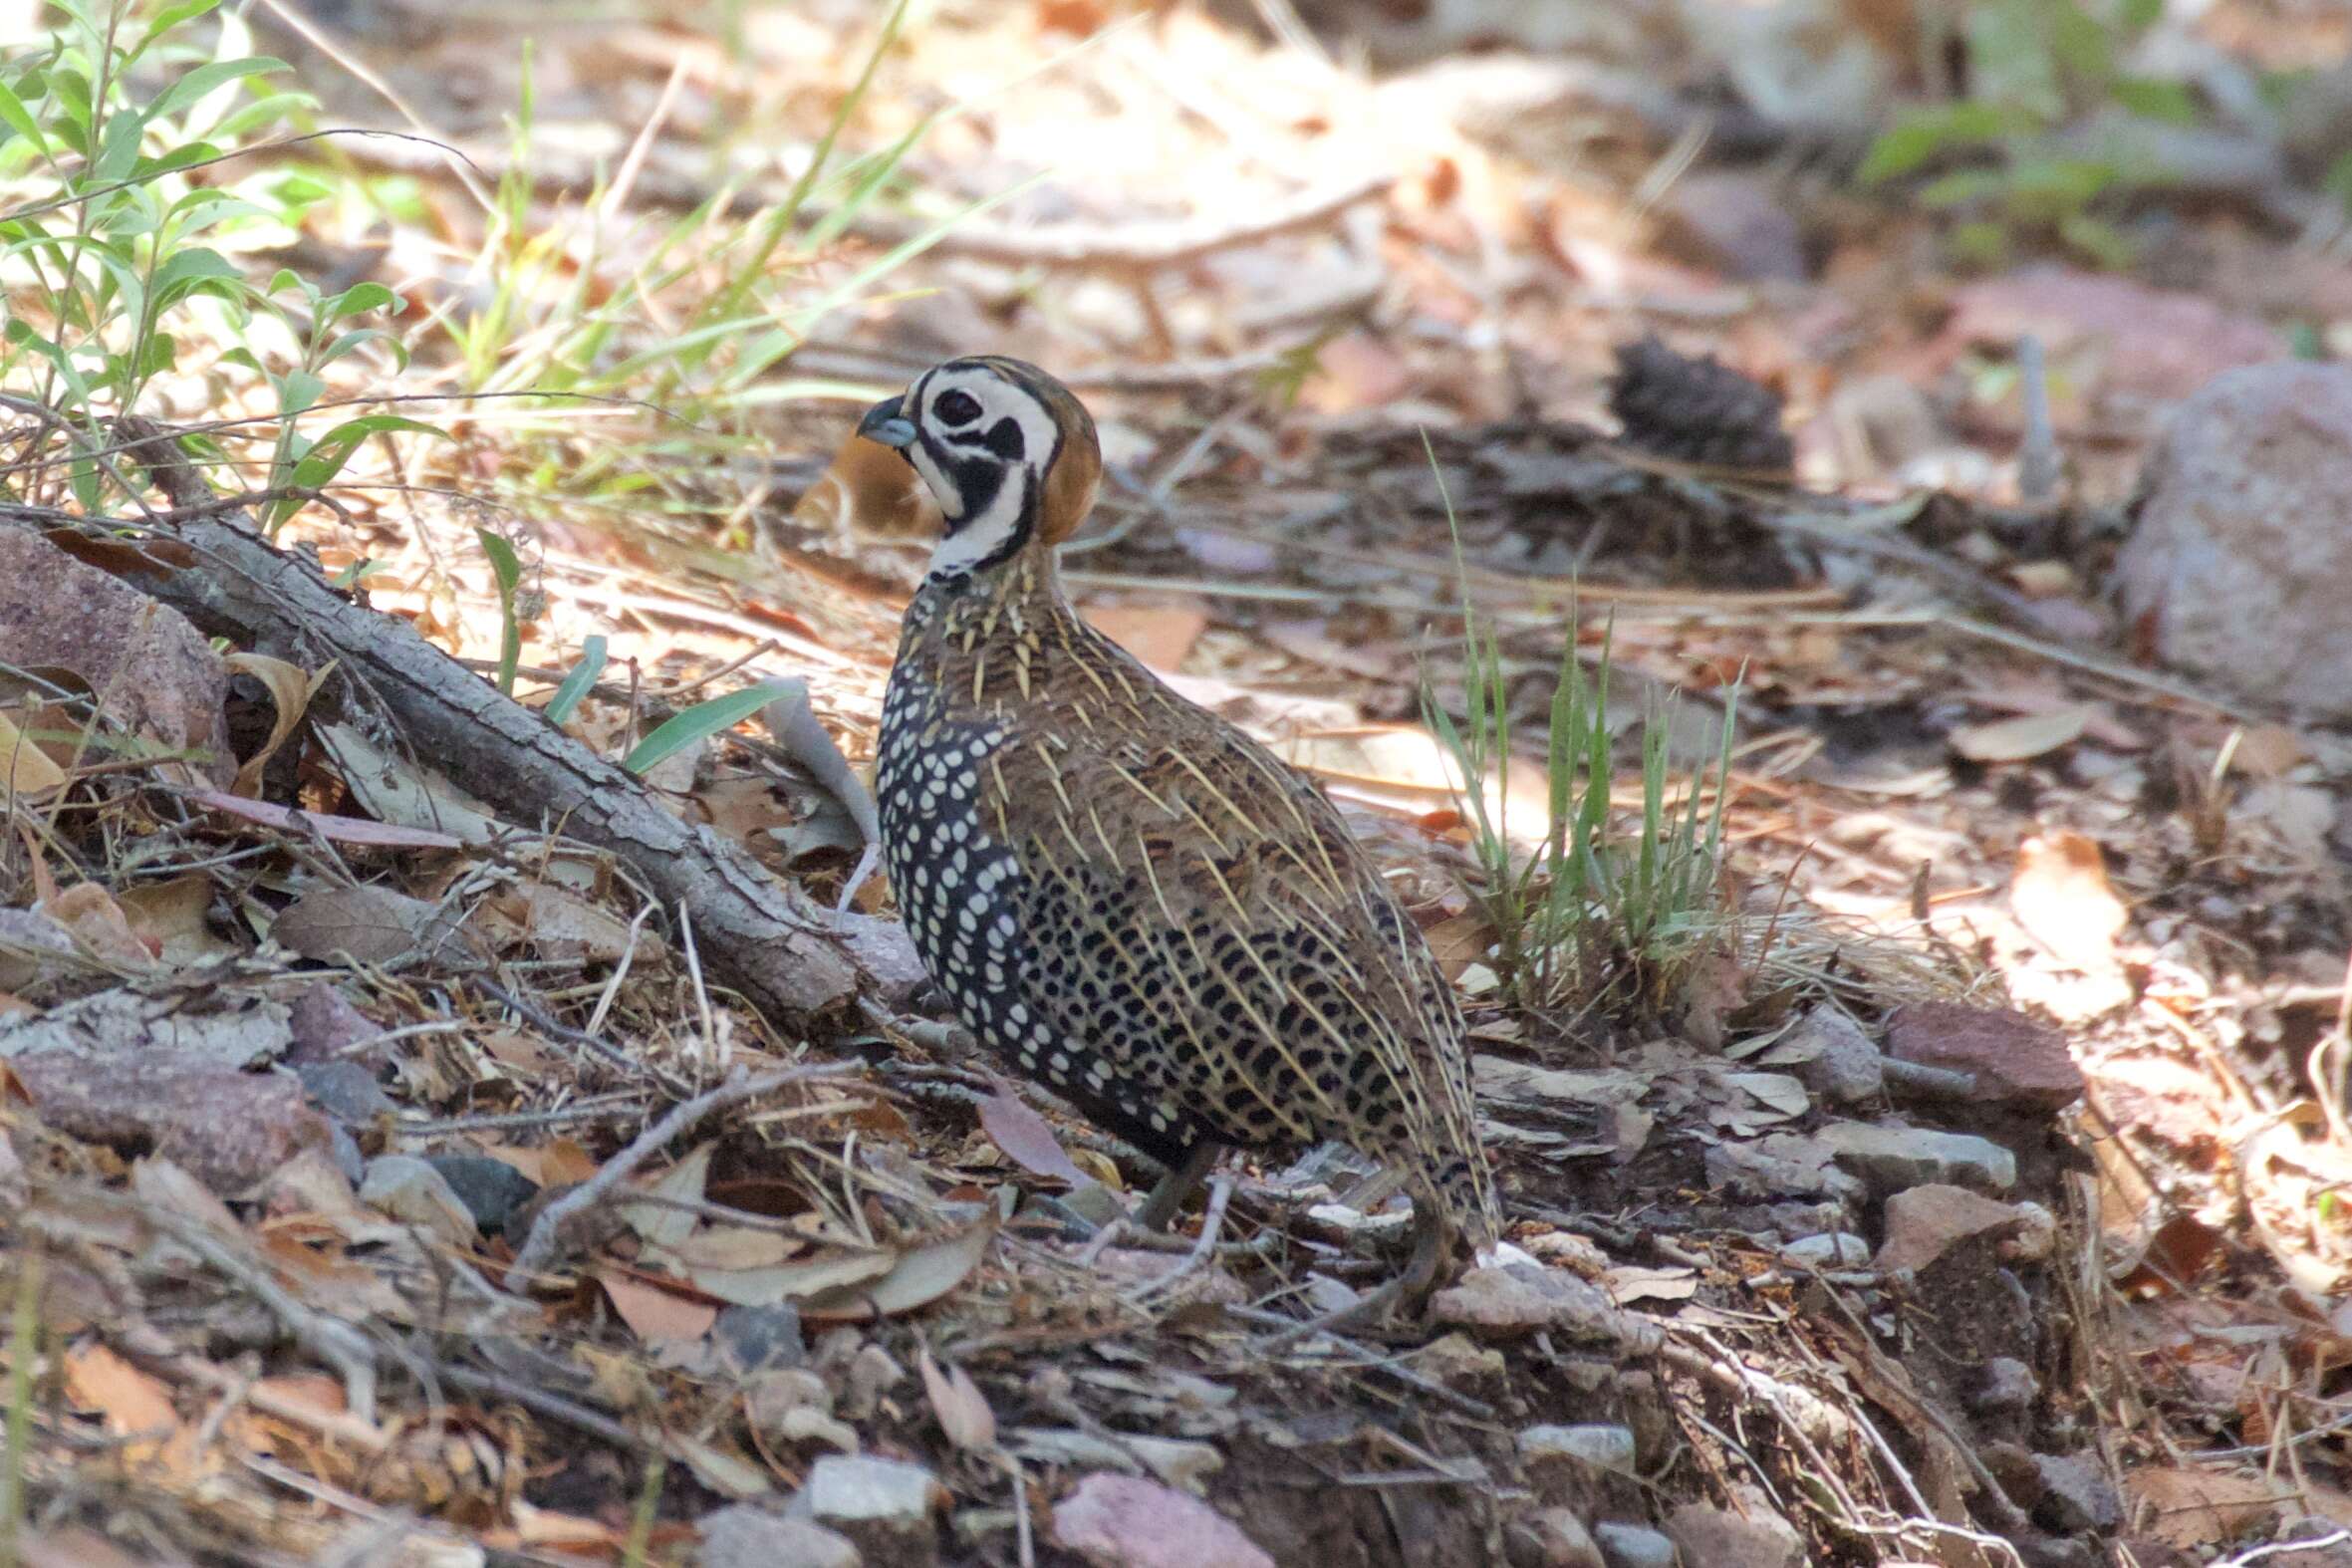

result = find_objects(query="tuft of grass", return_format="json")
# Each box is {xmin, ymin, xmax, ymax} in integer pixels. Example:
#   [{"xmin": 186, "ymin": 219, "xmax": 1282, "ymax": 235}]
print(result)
[{"xmin": 1421, "ymin": 452, "xmax": 1737, "ymax": 1019}]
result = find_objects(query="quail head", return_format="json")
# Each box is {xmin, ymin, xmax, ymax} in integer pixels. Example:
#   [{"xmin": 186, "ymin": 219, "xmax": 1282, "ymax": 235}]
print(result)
[{"xmin": 855, "ymin": 356, "xmax": 1501, "ymax": 1291}]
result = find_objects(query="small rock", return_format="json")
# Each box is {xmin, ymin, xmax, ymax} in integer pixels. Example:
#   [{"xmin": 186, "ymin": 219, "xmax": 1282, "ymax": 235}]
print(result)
[
  {"xmin": 840, "ymin": 1344, "xmax": 906, "ymax": 1421},
  {"xmin": 697, "ymin": 1504, "xmax": 861, "ymax": 1568},
  {"xmin": 1519, "ymin": 1424, "xmax": 1636, "ymax": 1474},
  {"xmin": 1970, "ymin": 1358, "xmax": 2039, "ymax": 1420},
  {"xmin": 1656, "ymin": 169, "xmax": 1808, "ymax": 282},
  {"xmin": 1703, "ymin": 1135, "xmax": 1866, "ymax": 1204},
  {"xmin": 1817, "ymin": 1121, "xmax": 2016, "ymax": 1195},
  {"xmin": 1877, "ymin": 1183, "xmax": 2026, "ymax": 1272},
  {"xmin": 1052, "ymin": 1472, "xmax": 1275, "ymax": 1568},
  {"xmin": 2115, "ymin": 362, "xmax": 2352, "ymax": 717},
  {"xmin": 1417, "ymin": 1332, "xmax": 1506, "ymax": 1385},
  {"xmin": 1887, "ymin": 1003, "xmax": 2083, "ymax": 1113},
  {"xmin": 801, "ymin": 1455, "xmax": 945, "ymax": 1566},
  {"xmin": 1430, "ymin": 1265, "xmax": 1631, "ymax": 1345},
  {"xmin": 293, "ymin": 1060, "xmax": 395, "ymax": 1126},
  {"xmin": 1666, "ymin": 1495, "xmax": 1801, "ymax": 1567},
  {"xmin": 1591, "ymin": 1520, "xmax": 1678, "ymax": 1568},
  {"xmin": 1778, "ymin": 1008, "xmax": 1885, "ymax": 1105},
  {"xmin": 1777, "ymin": 1232, "xmax": 1871, "ymax": 1268},
  {"xmin": 714, "ymin": 1303, "xmax": 806, "ymax": 1374},
  {"xmin": 286, "ymin": 983, "xmax": 384, "ymax": 1064},
  {"xmin": 2034, "ymin": 1451, "xmax": 2122, "ymax": 1534},
  {"xmin": 358, "ymin": 1155, "xmax": 477, "ymax": 1245},
  {"xmin": 422, "ymin": 1156, "xmax": 538, "ymax": 1235},
  {"xmin": 1508, "ymin": 1506, "xmax": 1605, "ymax": 1568}
]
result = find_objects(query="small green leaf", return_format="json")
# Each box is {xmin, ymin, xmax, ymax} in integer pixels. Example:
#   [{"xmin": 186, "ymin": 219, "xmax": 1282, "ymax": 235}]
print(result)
[
  {"xmin": 322, "ymin": 280, "xmax": 397, "ymax": 321},
  {"xmin": 475, "ymin": 529, "xmax": 525, "ymax": 697},
  {"xmin": 623, "ymin": 679, "xmax": 802, "ymax": 777},
  {"xmin": 0, "ymin": 80, "xmax": 48, "ymax": 155},
  {"xmin": 145, "ymin": 57, "xmax": 286, "ymax": 127},
  {"xmin": 544, "ymin": 636, "xmax": 608, "ymax": 726},
  {"xmin": 2110, "ymin": 76, "xmax": 2200, "ymax": 125},
  {"xmin": 136, "ymin": 0, "xmax": 227, "ymax": 57},
  {"xmin": 278, "ymin": 369, "xmax": 325, "ymax": 416}
]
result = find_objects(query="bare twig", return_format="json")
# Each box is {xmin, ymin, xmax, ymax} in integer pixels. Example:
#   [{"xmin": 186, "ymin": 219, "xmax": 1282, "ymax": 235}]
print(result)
[{"xmin": 501, "ymin": 1063, "xmax": 855, "ymax": 1291}]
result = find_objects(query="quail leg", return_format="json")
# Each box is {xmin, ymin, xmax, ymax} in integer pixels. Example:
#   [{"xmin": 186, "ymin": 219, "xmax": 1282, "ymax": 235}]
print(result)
[{"xmin": 1133, "ymin": 1141, "xmax": 1221, "ymax": 1232}]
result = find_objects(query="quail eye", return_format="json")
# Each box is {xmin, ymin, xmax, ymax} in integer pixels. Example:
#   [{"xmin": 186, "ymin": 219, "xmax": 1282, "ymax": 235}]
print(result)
[{"xmin": 933, "ymin": 390, "xmax": 981, "ymax": 427}]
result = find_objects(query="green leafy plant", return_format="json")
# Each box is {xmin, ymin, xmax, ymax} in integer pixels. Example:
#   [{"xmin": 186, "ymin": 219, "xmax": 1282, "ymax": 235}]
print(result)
[
  {"xmin": 474, "ymin": 527, "xmax": 526, "ymax": 697},
  {"xmin": 544, "ymin": 635, "xmax": 609, "ymax": 726},
  {"xmin": 0, "ymin": 0, "xmax": 432, "ymax": 524},
  {"xmin": 1859, "ymin": 0, "xmax": 2199, "ymax": 267}
]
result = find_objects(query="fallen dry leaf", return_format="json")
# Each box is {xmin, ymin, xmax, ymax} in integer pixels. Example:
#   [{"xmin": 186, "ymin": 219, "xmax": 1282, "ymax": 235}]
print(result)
[
  {"xmin": 600, "ymin": 1267, "xmax": 719, "ymax": 1343},
  {"xmin": 978, "ymin": 1087, "xmax": 1089, "ymax": 1187},
  {"xmin": 1949, "ymin": 705, "xmax": 2092, "ymax": 763},
  {"xmin": 0, "ymin": 708, "xmax": 67, "ymax": 796},
  {"xmin": 272, "ymin": 884, "xmax": 465, "ymax": 966},
  {"xmin": 64, "ymin": 1342, "xmax": 194, "ymax": 1475},
  {"xmin": 920, "ymin": 1347, "xmax": 997, "ymax": 1451},
  {"xmin": 222, "ymin": 652, "xmax": 333, "ymax": 797},
  {"xmin": 2123, "ymin": 1464, "xmax": 2278, "ymax": 1550},
  {"xmin": 801, "ymin": 1216, "xmax": 999, "ymax": 1322}
]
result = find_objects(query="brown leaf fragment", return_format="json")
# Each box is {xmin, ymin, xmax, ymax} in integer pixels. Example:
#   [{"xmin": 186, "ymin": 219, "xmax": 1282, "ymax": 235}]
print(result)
[
  {"xmin": 0, "ymin": 708, "xmax": 67, "ymax": 797},
  {"xmin": 801, "ymin": 1216, "xmax": 998, "ymax": 1322},
  {"xmin": 486, "ymin": 883, "xmax": 639, "ymax": 963},
  {"xmin": 272, "ymin": 883, "xmax": 466, "ymax": 966},
  {"xmin": 1052, "ymin": 1472, "xmax": 1276, "ymax": 1568},
  {"xmin": 600, "ymin": 1268, "xmax": 719, "ymax": 1343},
  {"xmin": 42, "ymin": 883, "xmax": 154, "ymax": 968},
  {"xmin": 919, "ymin": 1348, "xmax": 997, "ymax": 1451},
  {"xmin": 979, "ymin": 1087, "xmax": 1089, "ymax": 1187},
  {"xmin": 1084, "ymin": 604, "xmax": 1208, "ymax": 673},
  {"xmin": 222, "ymin": 652, "xmax": 332, "ymax": 796},
  {"xmin": 117, "ymin": 873, "xmax": 234, "ymax": 964},
  {"xmin": 2123, "ymin": 1465, "xmax": 2279, "ymax": 1550},
  {"xmin": 63, "ymin": 1342, "xmax": 197, "ymax": 1476}
]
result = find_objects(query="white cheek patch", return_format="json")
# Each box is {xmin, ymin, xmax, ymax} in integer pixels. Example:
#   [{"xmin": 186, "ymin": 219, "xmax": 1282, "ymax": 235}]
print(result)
[{"xmin": 926, "ymin": 468, "xmax": 1029, "ymax": 579}]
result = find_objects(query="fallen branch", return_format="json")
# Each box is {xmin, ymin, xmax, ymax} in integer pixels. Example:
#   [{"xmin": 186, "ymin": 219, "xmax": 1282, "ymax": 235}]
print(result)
[{"xmin": 2, "ymin": 416, "xmax": 876, "ymax": 1029}]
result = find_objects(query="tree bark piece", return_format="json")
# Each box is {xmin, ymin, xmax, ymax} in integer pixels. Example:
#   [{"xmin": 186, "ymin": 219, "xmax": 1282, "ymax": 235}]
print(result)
[{"xmin": 25, "ymin": 418, "xmax": 864, "ymax": 1027}]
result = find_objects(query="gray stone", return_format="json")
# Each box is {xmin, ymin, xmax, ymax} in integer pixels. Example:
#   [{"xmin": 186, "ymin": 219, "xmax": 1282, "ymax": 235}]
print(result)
[
  {"xmin": 1970, "ymin": 1357, "xmax": 2039, "ymax": 1419},
  {"xmin": 1703, "ymin": 1135, "xmax": 1866, "ymax": 1204},
  {"xmin": 1779, "ymin": 1009, "xmax": 1885, "ymax": 1104},
  {"xmin": 1432, "ymin": 1265, "xmax": 1644, "ymax": 1348},
  {"xmin": 2116, "ymin": 362, "xmax": 2352, "ymax": 717},
  {"xmin": 1817, "ymin": 1122, "xmax": 2016, "ymax": 1194},
  {"xmin": 1665, "ymin": 1496, "xmax": 1803, "ymax": 1568},
  {"xmin": 697, "ymin": 1505, "xmax": 861, "ymax": 1568},
  {"xmin": 294, "ymin": 1060, "xmax": 396, "ymax": 1125},
  {"xmin": 2033, "ymin": 1451, "xmax": 2122, "ymax": 1534},
  {"xmin": 1887, "ymin": 1004, "xmax": 2081, "ymax": 1114},
  {"xmin": 1518, "ymin": 1424, "xmax": 1636, "ymax": 1474},
  {"xmin": 1592, "ymin": 1521, "xmax": 1678, "ymax": 1568},
  {"xmin": 802, "ymin": 1454, "xmax": 943, "ymax": 1564},
  {"xmin": 714, "ymin": 1303, "xmax": 806, "ymax": 1374},
  {"xmin": 1777, "ymin": 1232, "xmax": 1871, "ymax": 1268},
  {"xmin": 422, "ymin": 1155, "xmax": 538, "ymax": 1235},
  {"xmin": 1509, "ymin": 1507, "xmax": 1605, "ymax": 1568}
]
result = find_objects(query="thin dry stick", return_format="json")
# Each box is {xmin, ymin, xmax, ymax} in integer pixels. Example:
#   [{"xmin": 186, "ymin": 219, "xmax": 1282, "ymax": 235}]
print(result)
[{"xmin": 501, "ymin": 1062, "xmax": 854, "ymax": 1292}]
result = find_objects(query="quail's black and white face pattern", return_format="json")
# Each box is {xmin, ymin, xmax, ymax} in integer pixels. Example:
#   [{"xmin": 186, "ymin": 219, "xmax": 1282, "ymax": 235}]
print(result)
[{"xmin": 858, "ymin": 358, "xmax": 1067, "ymax": 580}]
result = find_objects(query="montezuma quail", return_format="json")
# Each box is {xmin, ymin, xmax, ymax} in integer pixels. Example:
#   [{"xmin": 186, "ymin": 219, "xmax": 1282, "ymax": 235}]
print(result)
[{"xmin": 859, "ymin": 358, "xmax": 1500, "ymax": 1287}]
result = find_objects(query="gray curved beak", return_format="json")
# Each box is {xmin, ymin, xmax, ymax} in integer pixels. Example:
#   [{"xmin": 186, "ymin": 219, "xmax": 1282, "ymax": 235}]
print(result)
[{"xmin": 857, "ymin": 394, "xmax": 917, "ymax": 449}]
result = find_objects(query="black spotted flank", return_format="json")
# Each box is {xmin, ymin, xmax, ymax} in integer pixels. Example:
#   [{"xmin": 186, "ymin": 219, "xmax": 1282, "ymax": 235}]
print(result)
[{"xmin": 985, "ymin": 416, "xmax": 1026, "ymax": 461}]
